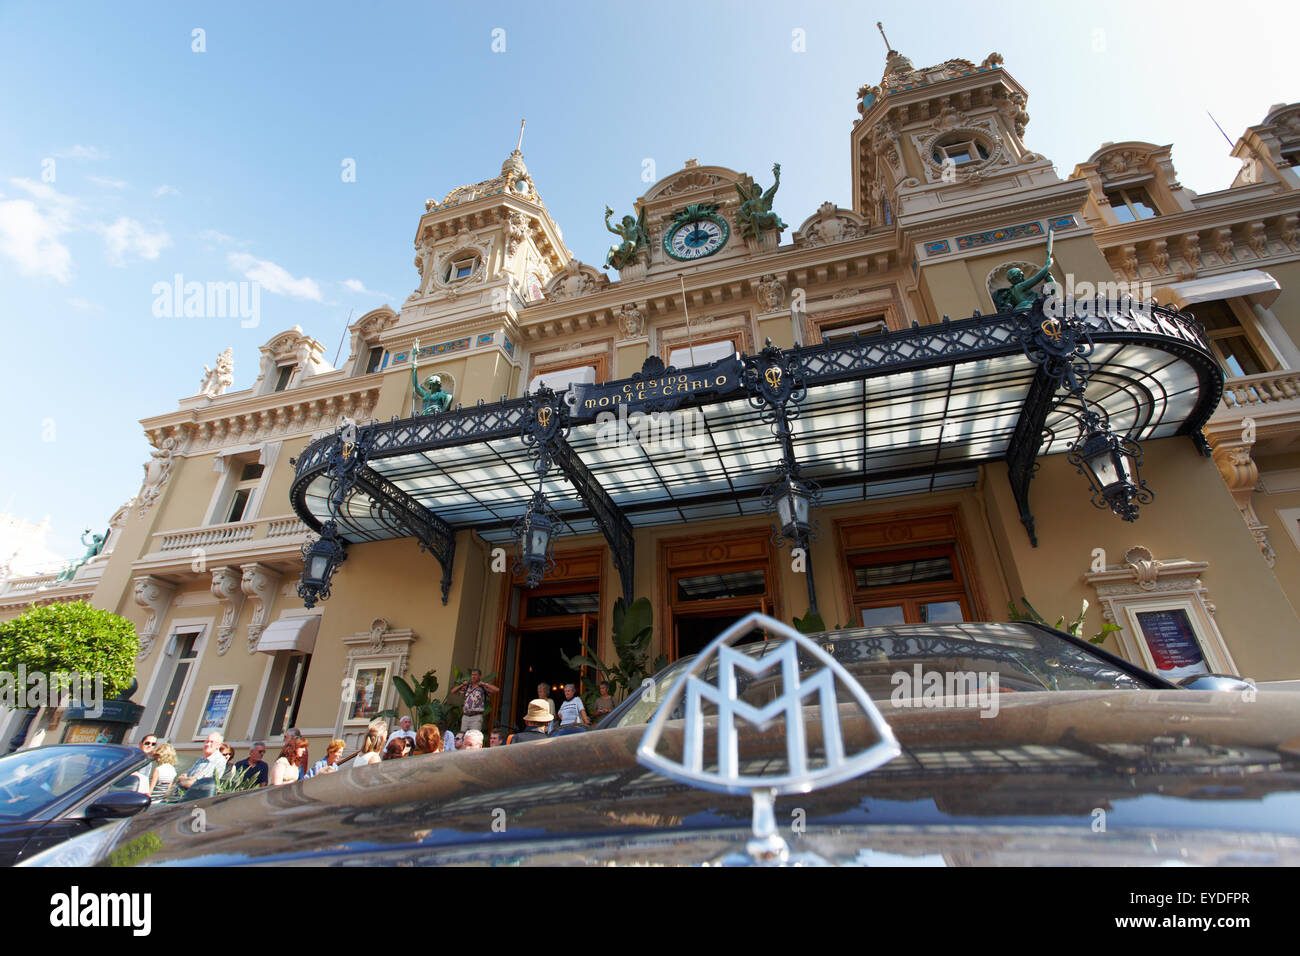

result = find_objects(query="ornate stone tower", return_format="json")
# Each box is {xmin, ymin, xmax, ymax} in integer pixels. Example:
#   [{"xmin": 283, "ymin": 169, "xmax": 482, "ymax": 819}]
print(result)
[
  {"xmin": 850, "ymin": 42, "xmax": 1107, "ymax": 321},
  {"xmin": 407, "ymin": 136, "xmax": 570, "ymax": 324}
]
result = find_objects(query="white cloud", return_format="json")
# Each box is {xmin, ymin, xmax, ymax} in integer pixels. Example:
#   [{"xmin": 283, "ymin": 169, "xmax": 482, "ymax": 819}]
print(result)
[
  {"xmin": 228, "ymin": 251, "xmax": 323, "ymax": 301},
  {"xmin": 54, "ymin": 144, "xmax": 108, "ymax": 161},
  {"xmin": 88, "ymin": 175, "xmax": 128, "ymax": 189},
  {"xmin": 197, "ymin": 228, "xmax": 243, "ymax": 245},
  {"xmin": 153, "ymin": 184, "xmax": 180, "ymax": 198},
  {"xmin": 0, "ymin": 199, "xmax": 73, "ymax": 282},
  {"xmin": 10, "ymin": 177, "xmax": 80, "ymax": 210},
  {"xmin": 97, "ymin": 217, "xmax": 171, "ymax": 266},
  {"xmin": 0, "ymin": 179, "xmax": 78, "ymax": 283},
  {"xmin": 343, "ymin": 278, "xmax": 389, "ymax": 297}
]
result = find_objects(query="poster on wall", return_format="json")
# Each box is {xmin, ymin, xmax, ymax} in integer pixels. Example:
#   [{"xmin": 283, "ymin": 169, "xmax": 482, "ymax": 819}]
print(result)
[
  {"xmin": 193, "ymin": 685, "xmax": 238, "ymax": 739},
  {"xmin": 346, "ymin": 666, "xmax": 388, "ymax": 723},
  {"xmin": 1135, "ymin": 609, "xmax": 1209, "ymax": 681}
]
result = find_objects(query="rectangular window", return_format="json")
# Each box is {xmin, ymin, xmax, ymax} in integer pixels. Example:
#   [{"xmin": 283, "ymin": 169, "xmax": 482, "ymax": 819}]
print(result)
[
  {"xmin": 848, "ymin": 544, "xmax": 971, "ymax": 626},
  {"xmin": 268, "ymin": 653, "xmax": 311, "ymax": 738},
  {"xmin": 818, "ymin": 314, "xmax": 888, "ymax": 345},
  {"xmin": 153, "ymin": 633, "xmax": 199, "ymax": 740},
  {"xmin": 1105, "ymin": 186, "xmax": 1159, "ymax": 222},
  {"xmin": 1193, "ymin": 299, "xmax": 1276, "ymax": 378},
  {"xmin": 227, "ymin": 489, "xmax": 251, "ymax": 523},
  {"xmin": 273, "ymin": 365, "xmax": 294, "ymax": 392},
  {"xmin": 527, "ymin": 364, "xmax": 598, "ymax": 394},
  {"xmin": 675, "ymin": 569, "xmax": 767, "ymax": 602},
  {"xmin": 665, "ymin": 535, "xmax": 776, "ymax": 661},
  {"xmin": 365, "ymin": 346, "xmax": 384, "ymax": 374},
  {"xmin": 223, "ymin": 457, "xmax": 266, "ymax": 523},
  {"xmin": 667, "ymin": 339, "xmax": 738, "ymax": 368}
]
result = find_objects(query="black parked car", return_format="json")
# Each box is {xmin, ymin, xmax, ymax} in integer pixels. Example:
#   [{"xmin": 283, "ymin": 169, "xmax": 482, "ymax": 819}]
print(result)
[
  {"xmin": 20, "ymin": 621, "xmax": 1300, "ymax": 867},
  {"xmin": 0, "ymin": 744, "xmax": 152, "ymax": 865}
]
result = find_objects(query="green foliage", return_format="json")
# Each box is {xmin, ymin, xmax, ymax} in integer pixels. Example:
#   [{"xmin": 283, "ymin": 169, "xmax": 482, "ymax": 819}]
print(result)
[
  {"xmin": 560, "ymin": 596, "xmax": 667, "ymax": 710},
  {"xmin": 217, "ymin": 766, "xmax": 264, "ymax": 795},
  {"xmin": 792, "ymin": 608, "xmax": 826, "ymax": 634},
  {"xmin": 104, "ymin": 831, "xmax": 163, "ymax": 867},
  {"xmin": 0, "ymin": 601, "xmax": 137, "ymax": 697},
  {"xmin": 1008, "ymin": 597, "xmax": 1122, "ymax": 646},
  {"xmin": 378, "ymin": 668, "xmax": 448, "ymax": 729}
]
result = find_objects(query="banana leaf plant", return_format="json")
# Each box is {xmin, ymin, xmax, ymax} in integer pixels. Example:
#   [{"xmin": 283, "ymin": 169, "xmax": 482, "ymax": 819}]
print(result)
[
  {"xmin": 559, "ymin": 596, "xmax": 668, "ymax": 711},
  {"xmin": 1009, "ymin": 597, "xmax": 1122, "ymax": 645},
  {"xmin": 792, "ymin": 607, "xmax": 827, "ymax": 634},
  {"xmin": 377, "ymin": 668, "xmax": 448, "ymax": 729}
]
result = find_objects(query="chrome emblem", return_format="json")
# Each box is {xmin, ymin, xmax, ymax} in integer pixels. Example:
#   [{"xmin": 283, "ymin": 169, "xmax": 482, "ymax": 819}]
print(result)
[
  {"xmin": 763, "ymin": 365, "xmax": 782, "ymax": 389},
  {"xmin": 637, "ymin": 613, "xmax": 901, "ymax": 864}
]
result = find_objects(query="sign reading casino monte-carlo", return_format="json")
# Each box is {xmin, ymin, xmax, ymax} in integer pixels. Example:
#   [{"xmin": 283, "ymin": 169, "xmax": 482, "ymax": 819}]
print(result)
[{"xmin": 566, "ymin": 354, "xmax": 743, "ymax": 420}]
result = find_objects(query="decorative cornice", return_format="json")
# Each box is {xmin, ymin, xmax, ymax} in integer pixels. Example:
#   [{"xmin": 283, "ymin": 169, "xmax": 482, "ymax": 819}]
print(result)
[{"xmin": 140, "ymin": 384, "xmax": 381, "ymax": 455}]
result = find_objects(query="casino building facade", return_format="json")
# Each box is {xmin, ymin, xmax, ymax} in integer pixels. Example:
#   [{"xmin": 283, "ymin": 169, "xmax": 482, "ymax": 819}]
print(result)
[{"xmin": 5, "ymin": 47, "xmax": 1300, "ymax": 756}]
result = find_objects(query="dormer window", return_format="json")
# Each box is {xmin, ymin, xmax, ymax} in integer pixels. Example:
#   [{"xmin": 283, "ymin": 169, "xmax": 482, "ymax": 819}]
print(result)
[
  {"xmin": 273, "ymin": 364, "xmax": 295, "ymax": 392},
  {"xmin": 445, "ymin": 256, "xmax": 479, "ymax": 282},
  {"xmin": 1105, "ymin": 186, "xmax": 1159, "ymax": 222},
  {"xmin": 932, "ymin": 135, "xmax": 990, "ymax": 167},
  {"xmin": 365, "ymin": 346, "xmax": 384, "ymax": 374},
  {"xmin": 1281, "ymin": 148, "xmax": 1300, "ymax": 168}
]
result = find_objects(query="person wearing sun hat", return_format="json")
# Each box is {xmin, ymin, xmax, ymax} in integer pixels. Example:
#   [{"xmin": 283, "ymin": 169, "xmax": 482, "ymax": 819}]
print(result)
[{"xmin": 508, "ymin": 699, "xmax": 554, "ymax": 744}]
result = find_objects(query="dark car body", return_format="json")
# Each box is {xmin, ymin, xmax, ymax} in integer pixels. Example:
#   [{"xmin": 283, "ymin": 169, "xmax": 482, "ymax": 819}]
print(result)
[
  {"xmin": 23, "ymin": 687, "xmax": 1297, "ymax": 866},
  {"xmin": 24, "ymin": 621, "xmax": 1298, "ymax": 866},
  {"xmin": 0, "ymin": 744, "xmax": 152, "ymax": 865}
]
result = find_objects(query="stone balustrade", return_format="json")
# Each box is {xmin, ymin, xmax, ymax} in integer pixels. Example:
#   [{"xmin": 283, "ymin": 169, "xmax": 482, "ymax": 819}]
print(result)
[
  {"xmin": 1221, "ymin": 370, "xmax": 1300, "ymax": 409},
  {"xmin": 153, "ymin": 514, "xmax": 309, "ymax": 553}
]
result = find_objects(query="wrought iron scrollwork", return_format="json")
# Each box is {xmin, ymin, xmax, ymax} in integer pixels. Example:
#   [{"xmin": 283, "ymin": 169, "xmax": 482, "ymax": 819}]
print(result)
[
  {"xmin": 520, "ymin": 385, "xmax": 570, "ymax": 478},
  {"xmin": 741, "ymin": 338, "xmax": 809, "ymax": 437},
  {"xmin": 1015, "ymin": 295, "xmax": 1096, "ymax": 394}
]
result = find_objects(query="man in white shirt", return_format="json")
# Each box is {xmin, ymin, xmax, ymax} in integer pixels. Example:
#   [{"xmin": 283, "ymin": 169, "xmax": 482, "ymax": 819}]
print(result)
[
  {"xmin": 557, "ymin": 684, "xmax": 590, "ymax": 730},
  {"xmin": 176, "ymin": 732, "xmax": 228, "ymax": 800},
  {"xmin": 390, "ymin": 716, "xmax": 417, "ymax": 747}
]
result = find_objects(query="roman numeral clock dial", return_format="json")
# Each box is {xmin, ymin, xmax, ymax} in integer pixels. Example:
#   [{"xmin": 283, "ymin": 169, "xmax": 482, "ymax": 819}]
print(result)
[{"xmin": 664, "ymin": 204, "xmax": 730, "ymax": 261}]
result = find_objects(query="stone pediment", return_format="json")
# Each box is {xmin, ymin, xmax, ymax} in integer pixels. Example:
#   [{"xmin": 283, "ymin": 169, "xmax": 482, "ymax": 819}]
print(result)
[
  {"xmin": 544, "ymin": 259, "xmax": 608, "ymax": 301},
  {"xmin": 1086, "ymin": 141, "xmax": 1161, "ymax": 181},
  {"xmin": 639, "ymin": 163, "xmax": 745, "ymax": 208},
  {"xmin": 793, "ymin": 202, "xmax": 869, "ymax": 248}
]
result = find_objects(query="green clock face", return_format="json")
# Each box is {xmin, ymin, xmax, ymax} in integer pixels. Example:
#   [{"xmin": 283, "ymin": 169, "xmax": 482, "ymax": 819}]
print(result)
[{"xmin": 664, "ymin": 207, "xmax": 730, "ymax": 261}]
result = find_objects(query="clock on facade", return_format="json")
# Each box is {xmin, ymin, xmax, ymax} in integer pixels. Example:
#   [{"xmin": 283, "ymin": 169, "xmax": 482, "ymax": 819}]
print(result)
[{"xmin": 664, "ymin": 203, "xmax": 730, "ymax": 261}]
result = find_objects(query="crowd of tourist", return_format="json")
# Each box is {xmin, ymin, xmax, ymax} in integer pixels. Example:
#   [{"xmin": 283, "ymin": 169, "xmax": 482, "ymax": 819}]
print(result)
[{"xmin": 129, "ymin": 670, "xmax": 612, "ymax": 802}]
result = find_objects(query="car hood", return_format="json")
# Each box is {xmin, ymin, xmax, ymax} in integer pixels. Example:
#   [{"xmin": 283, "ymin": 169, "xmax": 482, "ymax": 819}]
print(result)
[{"xmin": 98, "ymin": 690, "xmax": 1300, "ymax": 866}]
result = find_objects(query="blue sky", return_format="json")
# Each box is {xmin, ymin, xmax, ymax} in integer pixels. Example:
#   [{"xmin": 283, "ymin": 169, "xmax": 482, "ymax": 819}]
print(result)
[{"xmin": 1, "ymin": 0, "xmax": 1296, "ymax": 564}]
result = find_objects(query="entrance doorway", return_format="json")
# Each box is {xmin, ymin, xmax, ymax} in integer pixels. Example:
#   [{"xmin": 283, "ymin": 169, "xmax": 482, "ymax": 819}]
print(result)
[
  {"xmin": 496, "ymin": 574, "xmax": 601, "ymax": 729},
  {"xmin": 664, "ymin": 532, "xmax": 779, "ymax": 660},
  {"xmin": 511, "ymin": 626, "xmax": 585, "ymax": 727}
]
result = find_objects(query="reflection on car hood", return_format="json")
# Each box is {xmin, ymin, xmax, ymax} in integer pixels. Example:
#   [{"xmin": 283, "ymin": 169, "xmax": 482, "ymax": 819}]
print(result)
[{"xmin": 100, "ymin": 690, "xmax": 1300, "ymax": 866}]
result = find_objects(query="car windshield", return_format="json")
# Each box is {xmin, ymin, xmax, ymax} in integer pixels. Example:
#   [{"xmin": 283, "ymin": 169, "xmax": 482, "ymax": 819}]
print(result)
[
  {"xmin": 0, "ymin": 746, "xmax": 131, "ymax": 820},
  {"xmin": 604, "ymin": 621, "xmax": 1157, "ymax": 729}
]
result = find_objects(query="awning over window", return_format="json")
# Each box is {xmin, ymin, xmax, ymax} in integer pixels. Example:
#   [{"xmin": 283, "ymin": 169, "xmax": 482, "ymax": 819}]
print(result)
[
  {"xmin": 255, "ymin": 615, "xmax": 320, "ymax": 654},
  {"xmin": 1156, "ymin": 269, "xmax": 1281, "ymax": 309}
]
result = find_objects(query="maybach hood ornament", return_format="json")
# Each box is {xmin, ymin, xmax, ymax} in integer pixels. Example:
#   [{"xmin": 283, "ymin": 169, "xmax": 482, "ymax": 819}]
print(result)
[{"xmin": 636, "ymin": 612, "xmax": 901, "ymax": 865}]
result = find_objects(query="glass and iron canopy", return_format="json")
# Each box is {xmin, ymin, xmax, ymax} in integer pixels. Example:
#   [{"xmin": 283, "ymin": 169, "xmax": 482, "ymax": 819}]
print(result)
[{"xmin": 290, "ymin": 301, "xmax": 1223, "ymax": 605}]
